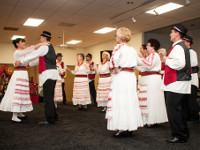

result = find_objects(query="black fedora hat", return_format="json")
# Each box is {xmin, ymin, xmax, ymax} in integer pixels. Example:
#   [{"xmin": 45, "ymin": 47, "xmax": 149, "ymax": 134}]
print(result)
[
  {"xmin": 40, "ymin": 31, "xmax": 51, "ymax": 38},
  {"xmin": 183, "ymin": 35, "xmax": 193, "ymax": 44},
  {"xmin": 171, "ymin": 24, "xmax": 187, "ymax": 36},
  {"xmin": 56, "ymin": 53, "xmax": 63, "ymax": 58}
]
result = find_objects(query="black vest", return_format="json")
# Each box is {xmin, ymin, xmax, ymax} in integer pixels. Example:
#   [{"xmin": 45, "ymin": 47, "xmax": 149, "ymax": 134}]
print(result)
[{"xmin": 176, "ymin": 41, "xmax": 191, "ymax": 81}]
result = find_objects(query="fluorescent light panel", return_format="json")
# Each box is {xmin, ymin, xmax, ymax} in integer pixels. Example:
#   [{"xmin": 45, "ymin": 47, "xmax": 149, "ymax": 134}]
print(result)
[
  {"xmin": 94, "ymin": 27, "xmax": 117, "ymax": 34},
  {"xmin": 66, "ymin": 40, "xmax": 82, "ymax": 44},
  {"xmin": 146, "ymin": 2, "xmax": 183, "ymax": 15},
  {"xmin": 23, "ymin": 18, "xmax": 44, "ymax": 27},
  {"xmin": 11, "ymin": 35, "xmax": 25, "ymax": 40}
]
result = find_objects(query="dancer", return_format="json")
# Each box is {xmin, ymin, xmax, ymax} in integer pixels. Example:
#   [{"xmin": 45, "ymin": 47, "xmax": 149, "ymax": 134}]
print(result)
[
  {"xmin": 183, "ymin": 35, "xmax": 199, "ymax": 123},
  {"xmin": 137, "ymin": 39, "xmax": 168, "ymax": 127},
  {"xmin": 56, "ymin": 53, "xmax": 67, "ymax": 105},
  {"xmin": 86, "ymin": 53, "xmax": 97, "ymax": 105},
  {"xmin": 67, "ymin": 53, "xmax": 91, "ymax": 110},
  {"xmin": 161, "ymin": 24, "xmax": 191, "ymax": 143},
  {"xmin": 106, "ymin": 27, "xmax": 143, "ymax": 137},
  {"xmin": 95, "ymin": 51, "xmax": 111, "ymax": 111},
  {"xmin": 15, "ymin": 31, "xmax": 59, "ymax": 125},
  {"xmin": 0, "ymin": 38, "xmax": 47, "ymax": 122}
]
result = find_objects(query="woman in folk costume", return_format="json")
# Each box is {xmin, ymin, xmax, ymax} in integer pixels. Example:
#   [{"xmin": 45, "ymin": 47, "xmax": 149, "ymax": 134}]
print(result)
[
  {"xmin": 0, "ymin": 38, "xmax": 47, "ymax": 122},
  {"xmin": 106, "ymin": 27, "xmax": 143, "ymax": 137},
  {"xmin": 137, "ymin": 39, "xmax": 168, "ymax": 127},
  {"xmin": 67, "ymin": 53, "xmax": 91, "ymax": 110},
  {"xmin": 94, "ymin": 51, "xmax": 111, "ymax": 112},
  {"xmin": 53, "ymin": 65, "xmax": 63, "ymax": 108}
]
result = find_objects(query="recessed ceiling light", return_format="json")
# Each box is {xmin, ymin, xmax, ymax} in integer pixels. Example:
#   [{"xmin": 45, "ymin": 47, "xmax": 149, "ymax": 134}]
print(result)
[
  {"xmin": 66, "ymin": 40, "xmax": 82, "ymax": 44},
  {"xmin": 146, "ymin": 2, "xmax": 183, "ymax": 15},
  {"xmin": 23, "ymin": 18, "xmax": 44, "ymax": 27},
  {"xmin": 11, "ymin": 35, "xmax": 26, "ymax": 40},
  {"xmin": 94, "ymin": 27, "xmax": 117, "ymax": 34}
]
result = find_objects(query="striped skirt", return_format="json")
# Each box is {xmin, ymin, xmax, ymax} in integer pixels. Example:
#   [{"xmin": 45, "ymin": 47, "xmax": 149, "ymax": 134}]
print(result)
[
  {"xmin": 96, "ymin": 76, "xmax": 112, "ymax": 107},
  {"xmin": 0, "ymin": 70, "xmax": 33, "ymax": 112},
  {"xmin": 72, "ymin": 77, "xmax": 91, "ymax": 105},
  {"xmin": 54, "ymin": 80, "xmax": 63, "ymax": 102}
]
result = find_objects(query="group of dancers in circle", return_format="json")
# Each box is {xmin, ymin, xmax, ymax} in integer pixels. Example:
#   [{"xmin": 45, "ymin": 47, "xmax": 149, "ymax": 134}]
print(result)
[{"xmin": 0, "ymin": 24, "xmax": 199, "ymax": 143}]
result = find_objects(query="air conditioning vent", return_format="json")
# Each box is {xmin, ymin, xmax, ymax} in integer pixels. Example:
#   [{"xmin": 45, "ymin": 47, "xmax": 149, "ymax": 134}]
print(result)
[{"xmin": 3, "ymin": 27, "xmax": 19, "ymax": 31}]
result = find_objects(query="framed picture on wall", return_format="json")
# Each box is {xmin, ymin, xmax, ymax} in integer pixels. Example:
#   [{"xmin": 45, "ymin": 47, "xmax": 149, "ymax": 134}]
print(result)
[{"xmin": 100, "ymin": 50, "xmax": 113, "ymax": 62}]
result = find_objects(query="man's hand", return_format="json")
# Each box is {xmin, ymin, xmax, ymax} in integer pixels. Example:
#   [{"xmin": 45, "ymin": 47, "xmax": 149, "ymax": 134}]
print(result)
[
  {"xmin": 15, "ymin": 61, "xmax": 21, "ymax": 67},
  {"xmin": 162, "ymin": 56, "xmax": 168, "ymax": 63}
]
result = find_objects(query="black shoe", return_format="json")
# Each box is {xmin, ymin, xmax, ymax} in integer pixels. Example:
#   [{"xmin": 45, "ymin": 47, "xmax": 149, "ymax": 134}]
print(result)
[
  {"xmin": 77, "ymin": 107, "xmax": 82, "ymax": 111},
  {"xmin": 63, "ymin": 102, "xmax": 68, "ymax": 105},
  {"xmin": 167, "ymin": 137, "xmax": 187, "ymax": 143},
  {"xmin": 39, "ymin": 121, "xmax": 53, "ymax": 125},
  {"xmin": 113, "ymin": 131, "xmax": 129, "ymax": 138},
  {"xmin": 82, "ymin": 108, "xmax": 88, "ymax": 111}
]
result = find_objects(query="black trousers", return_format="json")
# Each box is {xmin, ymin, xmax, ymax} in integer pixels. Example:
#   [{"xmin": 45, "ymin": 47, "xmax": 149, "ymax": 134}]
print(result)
[
  {"xmin": 89, "ymin": 80, "xmax": 96, "ymax": 104},
  {"xmin": 43, "ymin": 79, "xmax": 58, "ymax": 123},
  {"xmin": 188, "ymin": 85, "xmax": 200, "ymax": 121},
  {"xmin": 62, "ymin": 82, "xmax": 67, "ymax": 103},
  {"xmin": 165, "ymin": 91, "xmax": 189, "ymax": 140}
]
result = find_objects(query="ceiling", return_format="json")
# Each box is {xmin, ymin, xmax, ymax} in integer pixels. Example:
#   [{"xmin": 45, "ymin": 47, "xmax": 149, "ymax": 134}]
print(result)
[{"xmin": 0, "ymin": 0, "xmax": 200, "ymax": 48}]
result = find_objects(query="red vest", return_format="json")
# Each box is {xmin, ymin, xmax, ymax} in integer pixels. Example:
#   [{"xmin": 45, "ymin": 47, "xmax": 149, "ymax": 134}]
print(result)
[
  {"xmin": 60, "ymin": 62, "xmax": 65, "ymax": 79},
  {"xmin": 88, "ymin": 62, "xmax": 95, "ymax": 80},
  {"xmin": 164, "ymin": 42, "xmax": 191, "ymax": 85}
]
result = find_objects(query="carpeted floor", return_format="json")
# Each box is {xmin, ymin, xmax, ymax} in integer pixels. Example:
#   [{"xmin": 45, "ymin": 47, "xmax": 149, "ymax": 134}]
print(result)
[{"xmin": 0, "ymin": 102, "xmax": 199, "ymax": 150}]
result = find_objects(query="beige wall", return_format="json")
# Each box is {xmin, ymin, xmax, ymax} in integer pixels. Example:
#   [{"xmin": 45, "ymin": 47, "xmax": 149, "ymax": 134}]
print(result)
[{"xmin": 85, "ymin": 32, "xmax": 144, "ymax": 64}]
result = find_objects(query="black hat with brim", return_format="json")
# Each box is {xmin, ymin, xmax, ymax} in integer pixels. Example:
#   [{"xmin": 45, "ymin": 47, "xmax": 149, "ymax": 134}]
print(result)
[
  {"xmin": 171, "ymin": 24, "xmax": 187, "ymax": 36},
  {"xmin": 40, "ymin": 31, "xmax": 51, "ymax": 38},
  {"xmin": 56, "ymin": 53, "xmax": 63, "ymax": 57},
  {"xmin": 183, "ymin": 35, "xmax": 193, "ymax": 44}
]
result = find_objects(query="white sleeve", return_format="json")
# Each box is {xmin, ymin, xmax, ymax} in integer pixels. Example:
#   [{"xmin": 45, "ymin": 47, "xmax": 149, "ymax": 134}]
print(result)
[
  {"xmin": 112, "ymin": 49, "xmax": 121, "ymax": 68},
  {"xmin": 190, "ymin": 50, "xmax": 198, "ymax": 67},
  {"xmin": 20, "ymin": 45, "xmax": 35, "ymax": 56},
  {"xmin": 137, "ymin": 53, "xmax": 156, "ymax": 69},
  {"xmin": 21, "ymin": 46, "xmax": 48, "ymax": 64},
  {"xmin": 29, "ymin": 58, "xmax": 39, "ymax": 66},
  {"xmin": 165, "ymin": 45, "xmax": 185, "ymax": 70}
]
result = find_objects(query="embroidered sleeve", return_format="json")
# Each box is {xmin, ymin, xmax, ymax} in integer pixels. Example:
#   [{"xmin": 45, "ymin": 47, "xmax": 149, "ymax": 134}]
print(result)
[
  {"xmin": 138, "ymin": 53, "xmax": 155, "ymax": 68},
  {"xmin": 111, "ymin": 44, "xmax": 123, "ymax": 68}
]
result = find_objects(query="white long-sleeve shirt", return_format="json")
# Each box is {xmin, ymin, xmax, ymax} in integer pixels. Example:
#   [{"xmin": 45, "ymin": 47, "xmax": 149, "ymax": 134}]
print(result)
[
  {"xmin": 110, "ymin": 44, "xmax": 137, "ymax": 68},
  {"xmin": 190, "ymin": 48, "xmax": 199, "ymax": 87},
  {"xmin": 97, "ymin": 61, "xmax": 110, "ymax": 74},
  {"xmin": 20, "ymin": 45, "xmax": 59, "ymax": 86},
  {"xmin": 56, "ymin": 61, "xmax": 67, "ymax": 83},
  {"xmin": 72, "ymin": 62, "xmax": 90, "ymax": 75},
  {"xmin": 137, "ymin": 52, "xmax": 161, "ymax": 72},
  {"xmin": 161, "ymin": 40, "xmax": 191, "ymax": 94}
]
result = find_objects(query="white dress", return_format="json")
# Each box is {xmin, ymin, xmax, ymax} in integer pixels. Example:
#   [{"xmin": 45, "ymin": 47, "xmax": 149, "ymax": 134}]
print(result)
[
  {"xmin": 106, "ymin": 44, "xmax": 143, "ymax": 131},
  {"xmin": 72, "ymin": 62, "xmax": 91, "ymax": 105},
  {"xmin": 0, "ymin": 46, "xmax": 34, "ymax": 113},
  {"xmin": 96, "ymin": 61, "xmax": 112, "ymax": 107},
  {"xmin": 54, "ymin": 63, "xmax": 63, "ymax": 103},
  {"xmin": 137, "ymin": 52, "xmax": 168, "ymax": 125}
]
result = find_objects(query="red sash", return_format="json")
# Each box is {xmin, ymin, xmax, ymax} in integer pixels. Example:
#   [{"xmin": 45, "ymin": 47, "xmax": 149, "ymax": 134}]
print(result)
[
  {"xmin": 88, "ymin": 62, "xmax": 95, "ymax": 80},
  {"xmin": 164, "ymin": 45, "xmax": 177, "ymax": 85},
  {"xmin": 60, "ymin": 62, "xmax": 65, "ymax": 79}
]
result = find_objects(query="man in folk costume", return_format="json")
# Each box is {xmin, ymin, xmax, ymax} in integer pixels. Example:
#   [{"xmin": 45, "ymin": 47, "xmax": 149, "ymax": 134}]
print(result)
[
  {"xmin": 183, "ymin": 35, "xmax": 199, "ymax": 123},
  {"xmin": 161, "ymin": 24, "xmax": 191, "ymax": 143},
  {"xmin": 56, "ymin": 53, "xmax": 67, "ymax": 105},
  {"xmin": 15, "ymin": 31, "xmax": 59, "ymax": 125},
  {"xmin": 86, "ymin": 53, "xmax": 97, "ymax": 105}
]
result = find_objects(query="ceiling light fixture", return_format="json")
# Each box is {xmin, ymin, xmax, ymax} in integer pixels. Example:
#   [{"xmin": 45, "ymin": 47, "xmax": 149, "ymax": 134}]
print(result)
[
  {"xmin": 94, "ymin": 27, "xmax": 117, "ymax": 34},
  {"xmin": 11, "ymin": 35, "xmax": 26, "ymax": 40},
  {"xmin": 23, "ymin": 18, "xmax": 44, "ymax": 27},
  {"xmin": 146, "ymin": 2, "xmax": 183, "ymax": 15},
  {"xmin": 132, "ymin": 17, "xmax": 136, "ymax": 23},
  {"xmin": 66, "ymin": 40, "xmax": 82, "ymax": 44}
]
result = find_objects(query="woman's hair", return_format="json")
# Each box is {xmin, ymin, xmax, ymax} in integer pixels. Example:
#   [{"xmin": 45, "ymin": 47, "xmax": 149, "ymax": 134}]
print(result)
[
  {"xmin": 77, "ymin": 53, "xmax": 85, "ymax": 60},
  {"xmin": 158, "ymin": 48, "xmax": 167, "ymax": 56},
  {"xmin": 12, "ymin": 38, "xmax": 25, "ymax": 48},
  {"xmin": 116, "ymin": 27, "xmax": 132, "ymax": 42},
  {"xmin": 147, "ymin": 39, "xmax": 160, "ymax": 51},
  {"xmin": 102, "ymin": 51, "xmax": 110, "ymax": 61},
  {"xmin": 141, "ymin": 44, "xmax": 147, "ymax": 50}
]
